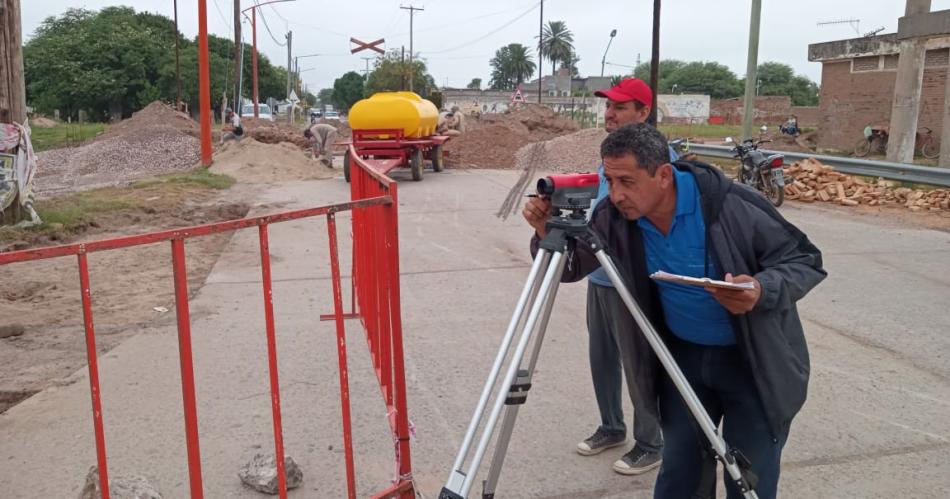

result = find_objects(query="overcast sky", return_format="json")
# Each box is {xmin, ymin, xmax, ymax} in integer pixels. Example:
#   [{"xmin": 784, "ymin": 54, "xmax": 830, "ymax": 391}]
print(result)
[{"xmin": 23, "ymin": 0, "xmax": 950, "ymax": 94}]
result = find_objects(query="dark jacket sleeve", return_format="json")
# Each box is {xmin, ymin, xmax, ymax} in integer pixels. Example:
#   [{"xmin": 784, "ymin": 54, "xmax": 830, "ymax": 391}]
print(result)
[{"xmin": 745, "ymin": 202, "xmax": 827, "ymax": 311}]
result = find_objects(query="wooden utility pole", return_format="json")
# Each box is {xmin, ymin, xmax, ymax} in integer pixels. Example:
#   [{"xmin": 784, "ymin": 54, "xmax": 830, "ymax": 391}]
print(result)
[
  {"xmin": 233, "ymin": 0, "xmax": 243, "ymax": 114},
  {"xmin": 649, "ymin": 0, "xmax": 660, "ymax": 125},
  {"xmin": 0, "ymin": 0, "xmax": 27, "ymax": 125},
  {"xmin": 174, "ymin": 0, "xmax": 182, "ymax": 110},
  {"xmin": 400, "ymin": 5, "xmax": 423, "ymax": 92},
  {"xmin": 538, "ymin": 0, "xmax": 543, "ymax": 103}
]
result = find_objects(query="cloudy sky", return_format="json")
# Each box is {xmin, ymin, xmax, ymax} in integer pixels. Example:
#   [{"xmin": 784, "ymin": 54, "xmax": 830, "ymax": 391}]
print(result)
[{"xmin": 23, "ymin": 0, "xmax": 950, "ymax": 94}]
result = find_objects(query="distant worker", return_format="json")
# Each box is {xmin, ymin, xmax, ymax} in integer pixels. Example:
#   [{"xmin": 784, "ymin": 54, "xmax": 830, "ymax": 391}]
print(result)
[
  {"xmin": 304, "ymin": 123, "xmax": 338, "ymax": 167},
  {"xmin": 221, "ymin": 108, "xmax": 244, "ymax": 143},
  {"xmin": 438, "ymin": 111, "xmax": 463, "ymax": 136}
]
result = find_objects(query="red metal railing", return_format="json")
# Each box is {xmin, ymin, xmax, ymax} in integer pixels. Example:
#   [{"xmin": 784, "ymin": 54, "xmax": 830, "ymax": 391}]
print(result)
[{"xmin": 0, "ymin": 154, "xmax": 414, "ymax": 498}]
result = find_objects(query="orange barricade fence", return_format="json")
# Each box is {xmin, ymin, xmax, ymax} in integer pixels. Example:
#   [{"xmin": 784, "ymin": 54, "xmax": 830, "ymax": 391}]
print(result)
[{"xmin": 0, "ymin": 150, "xmax": 414, "ymax": 499}]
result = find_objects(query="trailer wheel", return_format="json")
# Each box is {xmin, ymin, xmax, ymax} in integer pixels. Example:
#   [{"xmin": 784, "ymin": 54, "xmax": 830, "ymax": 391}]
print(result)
[
  {"xmin": 343, "ymin": 149, "xmax": 352, "ymax": 183},
  {"xmin": 431, "ymin": 144, "xmax": 445, "ymax": 172},
  {"xmin": 411, "ymin": 148, "xmax": 424, "ymax": 181}
]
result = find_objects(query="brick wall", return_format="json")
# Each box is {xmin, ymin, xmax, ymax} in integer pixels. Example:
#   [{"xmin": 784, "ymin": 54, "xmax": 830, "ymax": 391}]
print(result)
[
  {"xmin": 790, "ymin": 106, "xmax": 820, "ymax": 126},
  {"xmin": 710, "ymin": 96, "xmax": 791, "ymax": 125},
  {"xmin": 815, "ymin": 56, "xmax": 947, "ymax": 151}
]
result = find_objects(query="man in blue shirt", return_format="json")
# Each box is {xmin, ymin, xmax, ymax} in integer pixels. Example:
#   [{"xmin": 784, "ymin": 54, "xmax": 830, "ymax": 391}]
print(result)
[{"xmin": 573, "ymin": 78, "xmax": 675, "ymax": 475}]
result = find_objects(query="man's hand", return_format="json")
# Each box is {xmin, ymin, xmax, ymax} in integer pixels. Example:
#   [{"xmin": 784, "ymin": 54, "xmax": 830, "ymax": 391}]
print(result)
[
  {"xmin": 706, "ymin": 273, "xmax": 761, "ymax": 314},
  {"xmin": 522, "ymin": 196, "xmax": 553, "ymax": 238}
]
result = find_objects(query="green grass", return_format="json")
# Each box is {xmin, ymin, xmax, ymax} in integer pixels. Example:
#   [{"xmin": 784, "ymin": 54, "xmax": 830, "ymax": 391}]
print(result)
[
  {"xmin": 30, "ymin": 123, "xmax": 107, "ymax": 151},
  {"xmin": 659, "ymin": 124, "xmax": 743, "ymax": 139},
  {"xmin": 132, "ymin": 168, "xmax": 236, "ymax": 190}
]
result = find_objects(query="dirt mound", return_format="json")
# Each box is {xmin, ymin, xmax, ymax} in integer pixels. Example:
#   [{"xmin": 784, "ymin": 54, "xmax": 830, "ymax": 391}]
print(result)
[
  {"xmin": 35, "ymin": 101, "xmax": 201, "ymax": 198},
  {"xmin": 446, "ymin": 104, "xmax": 579, "ymax": 169},
  {"xmin": 769, "ymin": 131, "xmax": 817, "ymax": 153},
  {"xmin": 209, "ymin": 138, "xmax": 336, "ymax": 183},
  {"xmin": 515, "ymin": 128, "xmax": 608, "ymax": 173},
  {"xmin": 444, "ymin": 125, "xmax": 532, "ymax": 168},
  {"xmin": 29, "ymin": 116, "xmax": 58, "ymax": 128},
  {"xmin": 240, "ymin": 118, "xmax": 314, "ymax": 150}
]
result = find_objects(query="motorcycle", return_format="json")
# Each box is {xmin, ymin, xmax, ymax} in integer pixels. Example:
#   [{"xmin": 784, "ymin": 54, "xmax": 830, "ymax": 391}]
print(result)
[{"xmin": 725, "ymin": 137, "xmax": 786, "ymax": 207}]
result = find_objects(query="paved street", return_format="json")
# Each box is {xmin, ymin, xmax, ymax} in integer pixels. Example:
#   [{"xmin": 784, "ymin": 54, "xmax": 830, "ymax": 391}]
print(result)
[{"xmin": 1, "ymin": 168, "xmax": 948, "ymax": 498}]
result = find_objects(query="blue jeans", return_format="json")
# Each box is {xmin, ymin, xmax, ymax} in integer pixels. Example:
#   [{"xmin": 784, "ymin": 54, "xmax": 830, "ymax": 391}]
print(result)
[
  {"xmin": 654, "ymin": 337, "xmax": 788, "ymax": 499},
  {"xmin": 586, "ymin": 283, "xmax": 663, "ymax": 453}
]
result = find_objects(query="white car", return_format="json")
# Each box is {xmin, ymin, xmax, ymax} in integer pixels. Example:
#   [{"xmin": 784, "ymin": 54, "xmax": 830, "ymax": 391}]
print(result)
[
  {"xmin": 242, "ymin": 103, "xmax": 274, "ymax": 121},
  {"xmin": 324, "ymin": 110, "xmax": 340, "ymax": 120}
]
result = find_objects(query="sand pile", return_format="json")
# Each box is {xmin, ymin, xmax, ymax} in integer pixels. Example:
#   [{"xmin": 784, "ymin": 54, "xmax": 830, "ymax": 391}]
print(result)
[
  {"xmin": 35, "ymin": 101, "xmax": 200, "ymax": 197},
  {"xmin": 446, "ymin": 104, "xmax": 579, "ymax": 169},
  {"xmin": 513, "ymin": 128, "xmax": 608, "ymax": 173},
  {"xmin": 209, "ymin": 138, "xmax": 336, "ymax": 183}
]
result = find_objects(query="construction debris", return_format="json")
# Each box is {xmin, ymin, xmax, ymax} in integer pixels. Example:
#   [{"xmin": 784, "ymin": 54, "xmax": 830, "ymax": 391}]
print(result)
[
  {"xmin": 35, "ymin": 101, "xmax": 200, "ymax": 198},
  {"xmin": 238, "ymin": 454, "xmax": 303, "ymax": 495},
  {"xmin": 445, "ymin": 104, "xmax": 578, "ymax": 169},
  {"xmin": 79, "ymin": 466, "xmax": 163, "ymax": 499},
  {"xmin": 784, "ymin": 158, "xmax": 949, "ymax": 212}
]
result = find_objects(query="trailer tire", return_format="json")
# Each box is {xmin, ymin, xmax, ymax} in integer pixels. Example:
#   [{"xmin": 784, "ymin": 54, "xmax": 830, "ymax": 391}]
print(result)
[
  {"xmin": 411, "ymin": 148, "xmax": 424, "ymax": 181},
  {"xmin": 432, "ymin": 144, "xmax": 445, "ymax": 172},
  {"xmin": 343, "ymin": 149, "xmax": 352, "ymax": 183}
]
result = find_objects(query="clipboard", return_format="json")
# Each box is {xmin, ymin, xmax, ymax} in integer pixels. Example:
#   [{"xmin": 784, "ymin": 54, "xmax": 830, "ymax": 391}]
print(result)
[{"xmin": 649, "ymin": 270, "xmax": 755, "ymax": 291}]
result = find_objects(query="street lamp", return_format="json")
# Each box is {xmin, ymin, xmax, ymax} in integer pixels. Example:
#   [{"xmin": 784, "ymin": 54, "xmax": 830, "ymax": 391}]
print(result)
[{"xmin": 600, "ymin": 29, "xmax": 618, "ymax": 77}]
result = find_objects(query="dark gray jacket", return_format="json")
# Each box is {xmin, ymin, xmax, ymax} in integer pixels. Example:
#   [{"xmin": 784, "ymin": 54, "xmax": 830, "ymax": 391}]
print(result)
[{"xmin": 531, "ymin": 160, "xmax": 826, "ymax": 437}]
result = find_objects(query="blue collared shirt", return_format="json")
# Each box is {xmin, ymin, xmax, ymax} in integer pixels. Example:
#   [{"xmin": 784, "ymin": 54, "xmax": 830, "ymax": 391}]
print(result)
[
  {"xmin": 588, "ymin": 145, "xmax": 677, "ymax": 287},
  {"xmin": 637, "ymin": 168, "xmax": 736, "ymax": 346}
]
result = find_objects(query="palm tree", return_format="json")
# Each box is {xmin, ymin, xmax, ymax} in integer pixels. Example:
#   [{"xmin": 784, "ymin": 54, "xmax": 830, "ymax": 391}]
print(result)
[
  {"xmin": 489, "ymin": 43, "xmax": 536, "ymax": 89},
  {"xmin": 539, "ymin": 21, "xmax": 574, "ymax": 76}
]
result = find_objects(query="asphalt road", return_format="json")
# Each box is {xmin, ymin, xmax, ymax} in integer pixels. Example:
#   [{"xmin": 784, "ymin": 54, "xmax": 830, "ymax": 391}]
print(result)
[{"xmin": 0, "ymin": 168, "xmax": 947, "ymax": 498}]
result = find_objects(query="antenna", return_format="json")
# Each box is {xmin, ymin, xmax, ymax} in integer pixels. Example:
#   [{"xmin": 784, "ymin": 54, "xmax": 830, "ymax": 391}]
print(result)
[
  {"xmin": 864, "ymin": 26, "xmax": 886, "ymax": 37},
  {"xmin": 817, "ymin": 18, "xmax": 861, "ymax": 35}
]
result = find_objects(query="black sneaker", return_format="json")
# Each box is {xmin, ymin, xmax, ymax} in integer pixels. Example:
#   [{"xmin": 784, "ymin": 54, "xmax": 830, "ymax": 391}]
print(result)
[
  {"xmin": 612, "ymin": 446, "xmax": 662, "ymax": 475},
  {"xmin": 576, "ymin": 429, "xmax": 626, "ymax": 456}
]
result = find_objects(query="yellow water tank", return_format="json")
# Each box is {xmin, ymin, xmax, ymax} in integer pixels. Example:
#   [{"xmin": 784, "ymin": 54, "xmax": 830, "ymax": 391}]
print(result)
[{"xmin": 348, "ymin": 92, "xmax": 439, "ymax": 139}]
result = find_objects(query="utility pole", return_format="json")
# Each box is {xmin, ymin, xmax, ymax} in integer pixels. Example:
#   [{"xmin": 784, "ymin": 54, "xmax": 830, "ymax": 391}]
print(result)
[
  {"xmin": 174, "ymin": 0, "xmax": 181, "ymax": 110},
  {"xmin": 233, "ymin": 0, "xmax": 242, "ymax": 114},
  {"xmin": 400, "ymin": 5, "xmax": 423, "ymax": 93},
  {"xmin": 361, "ymin": 56, "xmax": 373, "ymax": 77},
  {"xmin": 741, "ymin": 0, "xmax": 762, "ymax": 141},
  {"xmin": 286, "ymin": 31, "xmax": 293, "ymax": 99},
  {"xmin": 401, "ymin": 46, "xmax": 406, "ymax": 91},
  {"xmin": 251, "ymin": 8, "xmax": 258, "ymax": 117},
  {"xmin": 538, "ymin": 0, "xmax": 543, "ymax": 103},
  {"xmin": 0, "ymin": 0, "xmax": 27, "ymax": 125},
  {"xmin": 648, "ymin": 0, "xmax": 660, "ymax": 125}
]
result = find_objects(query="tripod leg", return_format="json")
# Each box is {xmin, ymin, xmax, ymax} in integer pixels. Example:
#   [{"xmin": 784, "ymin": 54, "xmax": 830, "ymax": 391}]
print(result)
[
  {"xmin": 593, "ymin": 250, "xmax": 759, "ymax": 499},
  {"xmin": 444, "ymin": 249, "xmax": 552, "ymax": 493},
  {"xmin": 457, "ymin": 250, "xmax": 568, "ymax": 497},
  {"xmin": 481, "ymin": 259, "xmax": 564, "ymax": 498}
]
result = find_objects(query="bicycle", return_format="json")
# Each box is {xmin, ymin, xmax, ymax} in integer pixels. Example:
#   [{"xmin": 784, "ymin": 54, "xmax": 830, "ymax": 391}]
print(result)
[{"xmin": 853, "ymin": 125, "xmax": 939, "ymax": 159}]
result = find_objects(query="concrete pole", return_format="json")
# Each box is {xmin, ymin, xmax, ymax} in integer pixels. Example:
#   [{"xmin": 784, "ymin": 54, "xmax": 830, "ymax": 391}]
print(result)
[
  {"xmin": 887, "ymin": 0, "xmax": 931, "ymax": 163},
  {"xmin": 940, "ymin": 64, "xmax": 950, "ymax": 166},
  {"xmin": 0, "ymin": 0, "xmax": 27, "ymax": 125},
  {"xmin": 741, "ymin": 0, "xmax": 762, "ymax": 140}
]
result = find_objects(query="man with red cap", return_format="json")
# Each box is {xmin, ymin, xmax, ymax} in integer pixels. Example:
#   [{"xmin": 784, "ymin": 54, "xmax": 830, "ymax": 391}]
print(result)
[{"xmin": 575, "ymin": 78, "xmax": 674, "ymax": 475}]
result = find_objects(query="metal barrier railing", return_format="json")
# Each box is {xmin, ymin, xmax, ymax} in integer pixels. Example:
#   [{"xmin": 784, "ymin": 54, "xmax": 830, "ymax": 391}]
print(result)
[{"xmin": 0, "ymin": 156, "xmax": 414, "ymax": 498}]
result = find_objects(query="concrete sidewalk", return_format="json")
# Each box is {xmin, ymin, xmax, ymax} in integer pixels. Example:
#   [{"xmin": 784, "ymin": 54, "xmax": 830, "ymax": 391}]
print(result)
[{"xmin": 1, "ymin": 168, "xmax": 948, "ymax": 498}]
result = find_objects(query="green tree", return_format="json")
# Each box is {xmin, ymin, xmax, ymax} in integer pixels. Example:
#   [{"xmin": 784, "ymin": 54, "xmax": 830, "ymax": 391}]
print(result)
[
  {"xmin": 633, "ymin": 59, "xmax": 686, "ymax": 92},
  {"xmin": 364, "ymin": 50, "xmax": 437, "ymax": 97},
  {"xmin": 317, "ymin": 88, "xmax": 334, "ymax": 105},
  {"xmin": 332, "ymin": 71, "xmax": 365, "ymax": 111},
  {"xmin": 539, "ymin": 20, "xmax": 574, "ymax": 76},
  {"xmin": 488, "ymin": 43, "xmax": 536, "ymax": 90},
  {"xmin": 751, "ymin": 62, "xmax": 819, "ymax": 106},
  {"xmin": 466, "ymin": 78, "xmax": 482, "ymax": 90},
  {"xmin": 665, "ymin": 62, "xmax": 742, "ymax": 99}
]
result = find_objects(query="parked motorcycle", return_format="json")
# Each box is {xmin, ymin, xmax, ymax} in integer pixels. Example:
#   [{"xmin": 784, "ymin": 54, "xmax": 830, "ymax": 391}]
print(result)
[{"xmin": 726, "ymin": 137, "xmax": 786, "ymax": 207}]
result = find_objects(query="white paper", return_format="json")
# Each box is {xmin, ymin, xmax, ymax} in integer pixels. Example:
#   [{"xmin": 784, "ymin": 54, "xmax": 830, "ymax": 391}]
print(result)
[{"xmin": 649, "ymin": 270, "xmax": 755, "ymax": 291}]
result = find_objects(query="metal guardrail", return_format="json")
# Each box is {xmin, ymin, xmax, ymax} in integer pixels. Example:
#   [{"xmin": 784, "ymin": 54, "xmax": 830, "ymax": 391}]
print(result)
[{"xmin": 687, "ymin": 143, "xmax": 950, "ymax": 188}]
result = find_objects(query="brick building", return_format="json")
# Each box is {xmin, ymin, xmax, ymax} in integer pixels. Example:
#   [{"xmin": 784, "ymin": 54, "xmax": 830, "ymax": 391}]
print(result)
[{"xmin": 808, "ymin": 33, "xmax": 950, "ymax": 152}]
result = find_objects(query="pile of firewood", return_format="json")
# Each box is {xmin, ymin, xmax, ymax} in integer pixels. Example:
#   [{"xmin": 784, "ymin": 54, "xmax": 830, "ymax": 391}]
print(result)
[{"xmin": 783, "ymin": 158, "xmax": 949, "ymax": 212}]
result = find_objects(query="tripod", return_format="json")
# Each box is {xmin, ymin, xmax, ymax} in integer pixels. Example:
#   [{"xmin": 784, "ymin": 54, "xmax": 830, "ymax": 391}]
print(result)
[{"xmin": 439, "ymin": 207, "xmax": 759, "ymax": 499}]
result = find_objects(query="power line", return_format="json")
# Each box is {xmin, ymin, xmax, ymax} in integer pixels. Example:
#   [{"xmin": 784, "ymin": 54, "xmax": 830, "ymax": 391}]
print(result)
[
  {"xmin": 257, "ymin": 7, "xmax": 287, "ymax": 46},
  {"xmin": 210, "ymin": 0, "xmax": 230, "ymax": 28},
  {"xmin": 422, "ymin": 1, "xmax": 541, "ymax": 55}
]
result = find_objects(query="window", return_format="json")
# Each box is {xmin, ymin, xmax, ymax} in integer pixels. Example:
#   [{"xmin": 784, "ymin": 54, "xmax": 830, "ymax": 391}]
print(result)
[
  {"xmin": 883, "ymin": 54, "xmax": 900, "ymax": 70},
  {"xmin": 852, "ymin": 56, "xmax": 881, "ymax": 72},
  {"xmin": 925, "ymin": 48, "xmax": 949, "ymax": 68}
]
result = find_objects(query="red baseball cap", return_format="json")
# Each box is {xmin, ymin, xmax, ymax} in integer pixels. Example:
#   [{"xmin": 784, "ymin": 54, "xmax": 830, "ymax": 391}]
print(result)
[{"xmin": 595, "ymin": 78, "xmax": 653, "ymax": 107}]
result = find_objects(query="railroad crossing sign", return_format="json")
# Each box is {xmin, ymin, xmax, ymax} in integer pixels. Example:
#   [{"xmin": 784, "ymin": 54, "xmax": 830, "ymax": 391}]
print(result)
[
  {"xmin": 350, "ymin": 37, "xmax": 385, "ymax": 54},
  {"xmin": 288, "ymin": 89, "xmax": 300, "ymax": 104}
]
